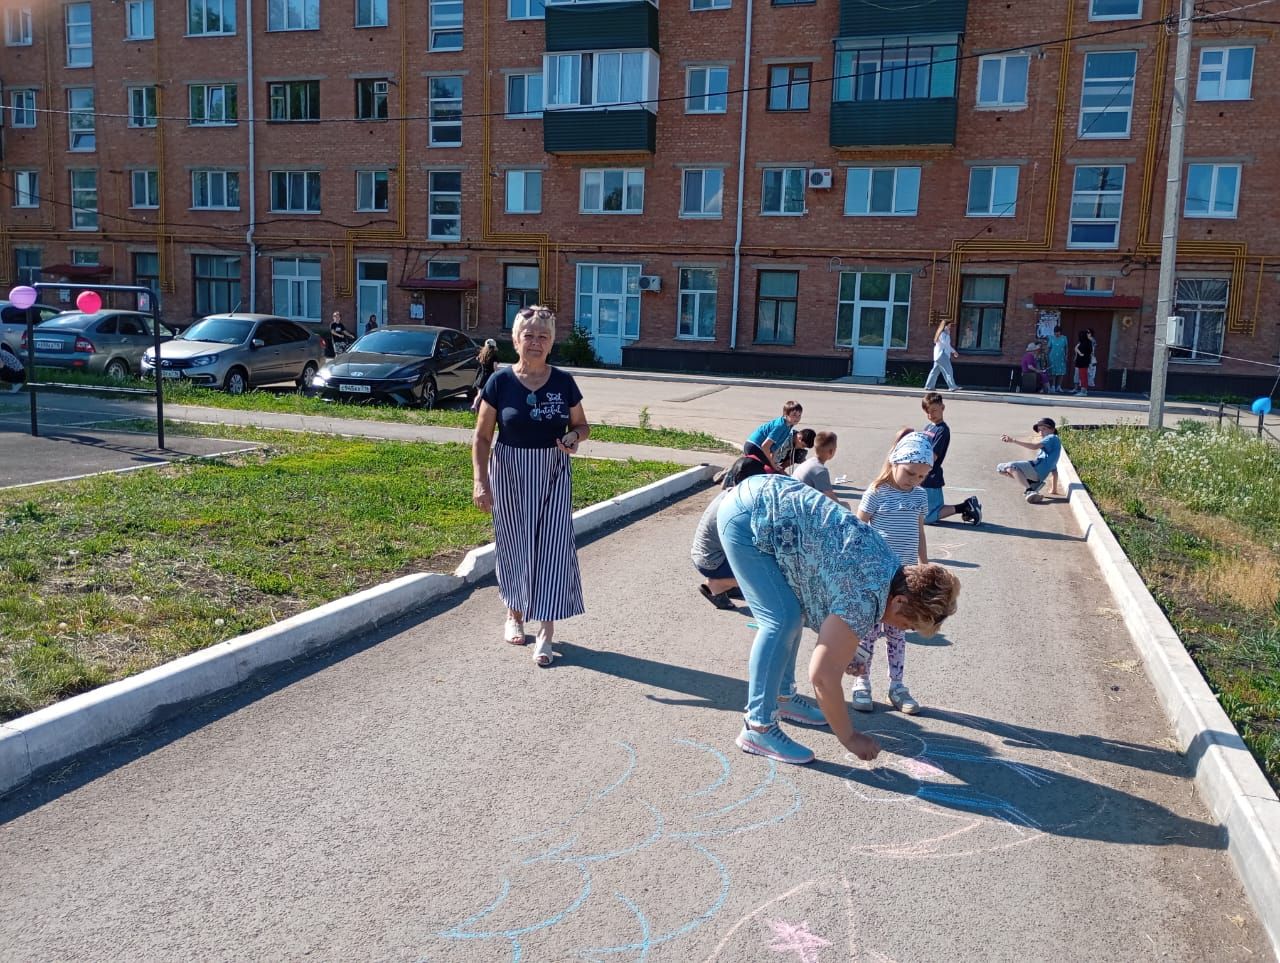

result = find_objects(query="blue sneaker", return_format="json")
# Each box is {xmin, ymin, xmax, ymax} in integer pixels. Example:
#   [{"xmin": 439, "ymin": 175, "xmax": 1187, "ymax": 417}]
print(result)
[
  {"xmin": 776, "ymin": 693, "xmax": 829, "ymax": 728},
  {"xmin": 736, "ymin": 722, "xmax": 815, "ymax": 765}
]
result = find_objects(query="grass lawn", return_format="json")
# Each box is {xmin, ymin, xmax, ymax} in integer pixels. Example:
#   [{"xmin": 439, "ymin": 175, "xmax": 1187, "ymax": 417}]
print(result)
[
  {"xmin": 0, "ymin": 424, "xmax": 685, "ymax": 721},
  {"xmin": 1064, "ymin": 421, "xmax": 1280, "ymax": 791}
]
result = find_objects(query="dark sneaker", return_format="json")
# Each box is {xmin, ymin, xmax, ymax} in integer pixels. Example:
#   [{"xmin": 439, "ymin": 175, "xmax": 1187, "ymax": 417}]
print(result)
[
  {"xmin": 961, "ymin": 497, "xmax": 982, "ymax": 526},
  {"xmin": 726, "ymin": 586, "xmax": 745, "ymax": 600},
  {"xmin": 699, "ymin": 584, "xmax": 735, "ymax": 610},
  {"xmin": 736, "ymin": 723, "xmax": 815, "ymax": 765},
  {"xmin": 1025, "ymin": 488, "xmax": 1045, "ymax": 504}
]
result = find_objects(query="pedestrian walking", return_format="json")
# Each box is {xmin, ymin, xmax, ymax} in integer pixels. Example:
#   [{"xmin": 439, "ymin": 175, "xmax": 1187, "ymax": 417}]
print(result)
[
  {"xmin": 472, "ymin": 305, "xmax": 589, "ymax": 667},
  {"xmin": 1072, "ymin": 331, "xmax": 1092, "ymax": 395},
  {"xmin": 470, "ymin": 338, "xmax": 499, "ymax": 413},
  {"xmin": 1086, "ymin": 328, "xmax": 1100, "ymax": 389},
  {"xmin": 744, "ymin": 401, "xmax": 803, "ymax": 470},
  {"xmin": 923, "ymin": 318, "xmax": 961, "ymax": 391},
  {"xmin": 717, "ymin": 473, "xmax": 960, "ymax": 765},
  {"xmin": 1047, "ymin": 326, "xmax": 1069, "ymax": 393},
  {"xmin": 919, "ymin": 392, "xmax": 981, "ymax": 524},
  {"xmin": 997, "ymin": 417, "xmax": 1062, "ymax": 503}
]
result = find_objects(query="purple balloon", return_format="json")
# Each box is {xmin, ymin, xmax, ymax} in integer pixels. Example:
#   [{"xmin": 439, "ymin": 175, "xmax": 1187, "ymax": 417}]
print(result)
[{"xmin": 8, "ymin": 285, "xmax": 37, "ymax": 310}]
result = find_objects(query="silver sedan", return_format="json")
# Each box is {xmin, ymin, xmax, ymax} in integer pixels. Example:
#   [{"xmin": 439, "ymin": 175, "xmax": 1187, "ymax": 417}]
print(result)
[
  {"xmin": 141, "ymin": 313, "xmax": 325, "ymax": 394},
  {"xmin": 28, "ymin": 310, "xmax": 173, "ymax": 378}
]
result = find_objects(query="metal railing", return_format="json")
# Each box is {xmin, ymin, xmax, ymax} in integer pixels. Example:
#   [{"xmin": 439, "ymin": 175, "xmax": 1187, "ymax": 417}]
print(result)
[{"xmin": 1217, "ymin": 400, "xmax": 1279, "ymax": 446}]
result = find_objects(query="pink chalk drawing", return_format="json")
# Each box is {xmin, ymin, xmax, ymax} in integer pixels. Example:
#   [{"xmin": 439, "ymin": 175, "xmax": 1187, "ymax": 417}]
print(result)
[{"xmin": 766, "ymin": 918, "xmax": 832, "ymax": 962}]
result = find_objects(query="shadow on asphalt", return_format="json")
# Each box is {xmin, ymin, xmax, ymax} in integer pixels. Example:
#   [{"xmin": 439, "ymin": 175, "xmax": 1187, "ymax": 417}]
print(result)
[{"xmin": 559, "ymin": 641, "xmax": 747, "ymax": 714}]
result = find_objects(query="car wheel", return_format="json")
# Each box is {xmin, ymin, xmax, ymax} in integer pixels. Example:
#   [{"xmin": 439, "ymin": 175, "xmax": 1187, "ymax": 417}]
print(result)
[
  {"xmin": 419, "ymin": 377, "xmax": 438, "ymax": 410},
  {"xmin": 224, "ymin": 367, "xmax": 249, "ymax": 395},
  {"xmin": 105, "ymin": 358, "xmax": 131, "ymax": 380},
  {"xmin": 297, "ymin": 361, "xmax": 318, "ymax": 391}
]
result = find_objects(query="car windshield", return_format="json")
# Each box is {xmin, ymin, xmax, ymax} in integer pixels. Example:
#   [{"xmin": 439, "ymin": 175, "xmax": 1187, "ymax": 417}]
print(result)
[
  {"xmin": 351, "ymin": 329, "xmax": 437, "ymax": 357},
  {"xmin": 36, "ymin": 314, "xmax": 96, "ymax": 329},
  {"xmin": 180, "ymin": 317, "xmax": 253, "ymax": 345}
]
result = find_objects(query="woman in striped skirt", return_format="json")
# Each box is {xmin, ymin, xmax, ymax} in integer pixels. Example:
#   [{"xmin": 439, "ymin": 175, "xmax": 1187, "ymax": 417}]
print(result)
[{"xmin": 472, "ymin": 305, "xmax": 590, "ymax": 667}]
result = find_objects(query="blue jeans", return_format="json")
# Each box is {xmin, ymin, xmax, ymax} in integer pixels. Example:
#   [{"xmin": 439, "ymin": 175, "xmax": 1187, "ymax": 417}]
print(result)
[{"xmin": 717, "ymin": 474, "xmax": 802, "ymax": 727}]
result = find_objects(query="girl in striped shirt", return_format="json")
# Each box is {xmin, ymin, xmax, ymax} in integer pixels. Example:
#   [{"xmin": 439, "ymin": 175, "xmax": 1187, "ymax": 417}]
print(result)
[{"xmin": 847, "ymin": 430, "xmax": 934, "ymax": 715}]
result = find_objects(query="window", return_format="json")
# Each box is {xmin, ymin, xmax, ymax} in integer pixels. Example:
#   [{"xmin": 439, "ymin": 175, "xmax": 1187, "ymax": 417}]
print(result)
[
  {"xmin": 1069, "ymin": 165, "xmax": 1125, "ymax": 248},
  {"xmin": 755, "ymin": 271, "xmax": 798, "ymax": 344},
  {"xmin": 270, "ymin": 171, "xmax": 321, "ymax": 212},
  {"xmin": 188, "ymin": 0, "xmax": 235, "ymax": 35},
  {"xmin": 133, "ymin": 252, "xmax": 160, "ymax": 306},
  {"xmin": 686, "ymin": 66, "xmax": 728, "ymax": 113},
  {"xmin": 1185, "ymin": 163, "xmax": 1240, "ymax": 218},
  {"xmin": 966, "ymin": 166, "xmax": 1019, "ymax": 217},
  {"xmin": 1079, "ymin": 50, "xmax": 1137, "ymax": 138},
  {"xmin": 71, "ymin": 249, "xmax": 99, "ymax": 266},
  {"xmin": 8, "ymin": 90, "xmax": 36, "ymax": 128},
  {"xmin": 1089, "ymin": 0, "xmax": 1140, "ymax": 19},
  {"xmin": 977, "ymin": 54, "xmax": 1028, "ymax": 107},
  {"xmin": 581, "ymin": 169, "xmax": 645, "ymax": 214},
  {"xmin": 836, "ymin": 272, "xmax": 911, "ymax": 349},
  {"xmin": 677, "ymin": 269, "xmax": 717, "ymax": 340},
  {"xmin": 356, "ymin": 79, "xmax": 389, "ymax": 120},
  {"xmin": 956, "ymin": 276, "xmax": 1006, "ymax": 352},
  {"xmin": 66, "ymin": 3, "xmax": 92, "ymax": 67},
  {"xmin": 193, "ymin": 254, "xmax": 241, "ymax": 315},
  {"xmin": 192, "ymin": 170, "xmax": 240, "ymax": 209},
  {"xmin": 844, "ymin": 167, "xmax": 920, "ymax": 216},
  {"xmin": 576, "ymin": 263, "xmax": 641, "ymax": 341},
  {"xmin": 13, "ymin": 171, "xmax": 39, "ymax": 208},
  {"xmin": 272, "ymin": 258, "xmax": 322, "ymax": 322},
  {"xmin": 129, "ymin": 87, "xmax": 158, "ymax": 127},
  {"xmin": 692, "ymin": 0, "xmax": 730, "ymax": 8},
  {"xmin": 834, "ymin": 38, "xmax": 959, "ymax": 102},
  {"xmin": 68, "ymin": 89, "xmax": 95, "ymax": 151},
  {"xmin": 70, "ymin": 170, "xmax": 98, "ymax": 230},
  {"xmin": 1172, "ymin": 278, "xmax": 1226, "ymax": 362},
  {"xmin": 429, "ymin": 76, "xmax": 463, "ymax": 146},
  {"xmin": 506, "ymin": 72, "xmax": 543, "ymax": 118},
  {"xmin": 767, "ymin": 65, "xmax": 809, "ymax": 111},
  {"xmin": 356, "ymin": 0, "xmax": 387, "ymax": 27},
  {"xmin": 190, "ymin": 84, "xmax": 237, "ymax": 125},
  {"xmin": 270, "ymin": 81, "xmax": 320, "ymax": 121},
  {"xmin": 509, "ymin": 0, "xmax": 544, "ymax": 18},
  {"xmin": 681, "ymin": 168, "xmax": 724, "ymax": 218},
  {"xmin": 428, "ymin": 170, "xmax": 462, "ymax": 239},
  {"xmin": 131, "ymin": 169, "xmax": 159, "ymax": 208},
  {"xmin": 356, "ymin": 170, "xmax": 388, "ymax": 211},
  {"xmin": 545, "ymin": 51, "xmax": 656, "ymax": 110},
  {"xmin": 268, "ymin": 0, "xmax": 319, "ymax": 31},
  {"xmin": 505, "ymin": 170, "xmax": 542, "ymax": 214},
  {"xmin": 15, "ymin": 249, "xmax": 41, "ymax": 286},
  {"xmin": 761, "ymin": 168, "xmax": 805, "ymax": 215},
  {"xmin": 1063, "ymin": 275, "xmax": 1115, "ymax": 295},
  {"xmin": 429, "ymin": 0, "xmax": 462, "ymax": 51},
  {"xmin": 427, "ymin": 260, "xmax": 460, "ymax": 280},
  {"xmin": 127, "ymin": 0, "xmax": 155, "ymax": 39},
  {"xmin": 4, "ymin": 7, "xmax": 33, "ymax": 44},
  {"xmin": 504, "ymin": 264, "xmax": 539, "ymax": 329},
  {"xmin": 1196, "ymin": 47, "xmax": 1254, "ymax": 101}
]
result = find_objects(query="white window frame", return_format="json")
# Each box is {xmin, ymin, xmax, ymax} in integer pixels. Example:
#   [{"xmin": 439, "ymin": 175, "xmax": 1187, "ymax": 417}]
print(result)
[
  {"xmin": 268, "ymin": 0, "xmax": 319, "ymax": 31},
  {"xmin": 429, "ymin": 76, "xmax": 463, "ymax": 146},
  {"xmin": 70, "ymin": 169, "xmax": 98, "ymax": 230},
  {"xmin": 188, "ymin": 0, "xmax": 236, "ymax": 36},
  {"xmin": 680, "ymin": 168, "xmax": 723, "ymax": 218},
  {"xmin": 505, "ymin": 72, "xmax": 544, "ymax": 118},
  {"xmin": 9, "ymin": 89, "xmax": 37, "ymax": 128},
  {"xmin": 576, "ymin": 263, "xmax": 641, "ymax": 342},
  {"xmin": 966, "ymin": 165, "xmax": 1019, "ymax": 217},
  {"xmin": 1171, "ymin": 277, "xmax": 1227, "ymax": 364},
  {"xmin": 580, "ymin": 169, "xmax": 645, "ymax": 215},
  {"xmin": 1184, "ymin": 162, "xmax": 1240, "ymax": 219},
  {"xmin": 677, "ymin": 268, "xmax": 717, "ymax": 340},
  {"xmin": 1196, "ymin": 47, "xmax": 1254, "ymax": 101},
  {"xmin": 976, "ymin": 54, "xmax": 1028, "ymax": 108},
  {"xmin": 4, "ymin": 7, "xmax": 33, "ymax": 45},
  {"xmin": 269, "ymin": 81, "xmax": 320, "ymax": 121},
  {"xmin": 544, "ymin": 49, "xmax": 659, "ymax": 113},
  {"xmin": 356, "ymin": 78, "xmax": 389, "ymax": 120},
  {"xmin": 131, "ymin": 169, "xmax": 160, "ymax": 209},
  {"xmin": 1068, "ymin": 165, "xmax": 1125, "ymax": 249},
  {"xmin": 13, "ymin": 171, "xmax": 39, "ymax": 209},
  {"xmin": 356, "ymin": 0, "xmax": 388, "ymax": 28},
  {"xmin": 761, "ymin": 167, "xmax": 806, "ymax": 216},
  {"xmin": 126, "ymin": 0, "xmax": 155, "ymax": 39},
  {"xmin": 508, "ymin": 0, "xmax": 544, "ymax": 19},
  {"xmin": 191, "ymin": 169, "xmax": 240, "ymax": 210},
  {"xmin": 355, "ymin": 170, "xmax": 389, "ymax": 211},
  {"xmin": 129, "ymin": 86, "xmax": 158, "ymax": 128},
  {"xmin": 190, "ymin": 84, "xmax": 237, "ymax": 125},
  {"xmin": 68, "ymin": 88, "xmax": 96, "ymax": 152},
  {"xmin": 505, "ymin": 169, "xmax": 542, "ymax": 214},
  {"xmin": 1088, "ymin": 0, "xmax": 1141, "ymax": 20},
  {"xmin": 1079, "ymin": 50, "xmax": 1137, "ymax": 139},
  {"xmin": 429, "ymin": 0, "xmax": 462, "ymax": 51},
  {"xmin": 271, "ymin": 257, "xmax": 322, "ymax": 322},
  {"xmin": 269, "ymin": 171, "xmax": 322, "ymax": 213},
  {"xmin": 691, "ymin": 0, "xmax": 732, "ymax": 9},
  {"xmin": 686, "ymin": 66, "xmax": 729, "ymax": 114},
  {"xmin": 835, "ymin": 271, "xmax": 912, "ymax": 350},
  {"xmin": 844, "ymin": 166, "xmax": 920, "ymax": 217},
  {"xmin": 65, "ymin": 3, "xmax": 93, "ymax": 67},
  {"xmin": 428, "ymin": 170, "xmax": 462, "ymax": 240}
]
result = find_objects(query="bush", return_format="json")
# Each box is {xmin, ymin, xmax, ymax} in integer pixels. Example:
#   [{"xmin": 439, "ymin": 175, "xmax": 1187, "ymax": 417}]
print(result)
[{"xmin": 557, "ymin": 322, "xmax": 602, "ymax": 368}]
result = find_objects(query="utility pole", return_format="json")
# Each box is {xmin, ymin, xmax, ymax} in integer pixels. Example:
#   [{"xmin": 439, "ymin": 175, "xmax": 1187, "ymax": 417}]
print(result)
[{"xmin": 1149, "ymin": 0, "xmax": 1196, "ymax": 429}]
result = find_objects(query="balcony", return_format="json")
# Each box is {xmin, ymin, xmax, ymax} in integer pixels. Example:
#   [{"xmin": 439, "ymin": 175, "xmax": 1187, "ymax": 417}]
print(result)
[
  {"xmin": 543, "ymin": 107, "xmax": 656, "ymax": 154},
  {"xmin": 830, "ymin": 99, "xmax": 958, "ymax": 147},
  {"xmin": 839, "ymin": 0, "xmax": 968, "ymax": 37},
  {"xmin": 545, "ymin": 0, "xmax": 659, "ymax": 53}
]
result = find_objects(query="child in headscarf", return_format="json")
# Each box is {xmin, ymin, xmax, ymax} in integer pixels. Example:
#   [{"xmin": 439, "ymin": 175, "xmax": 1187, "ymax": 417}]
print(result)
[{"xmin": 846, "ymin": 429, "xmax": 935, "ymax": 715}]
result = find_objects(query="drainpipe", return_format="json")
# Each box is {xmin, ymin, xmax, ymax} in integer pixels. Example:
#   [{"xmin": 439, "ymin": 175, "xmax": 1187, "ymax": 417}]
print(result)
[
  {"xmin": 728, "ymin": 0, "xmax": 754, "ymax": 350},
  {"xmin": 244, "ymin": 0, "xmax": 258, "ymax": 310}
]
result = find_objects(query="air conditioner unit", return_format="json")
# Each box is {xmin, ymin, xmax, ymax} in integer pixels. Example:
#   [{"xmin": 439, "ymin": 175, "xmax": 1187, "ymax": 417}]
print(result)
[
  {"xmin": 808, "ymin": 168, "xmax": 833, "ymax": 190},
  {"xmin": 638, "ymin": 275, "xmax": 661, "ymax": 292},
  {"xmin": 373, "ymin": 80, "xmax": 390, "ymax": 95},
  {"xmin": 1166, "ymin": 315, "xmax": 1187, "ymax": 348}
]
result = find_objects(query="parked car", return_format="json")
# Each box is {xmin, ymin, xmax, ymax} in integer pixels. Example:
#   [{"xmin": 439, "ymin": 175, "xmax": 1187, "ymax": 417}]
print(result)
[
  {"xmin": 1, "ymin": 301, "xmax": 64, "ymax": 354},
  {"xmin": 141, "ymin": 313, "xmax": 325, "ymax": 395},
  {"xmin": 26, "ymin": 310, "xmax": 174, "ymax": 378},
  {"xmin": 308, "ymin": 325, "xmax": 479, "ymax": 408}
]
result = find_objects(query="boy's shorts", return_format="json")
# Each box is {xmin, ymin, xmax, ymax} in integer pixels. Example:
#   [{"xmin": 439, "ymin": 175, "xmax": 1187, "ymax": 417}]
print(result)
[
  {"xmin": 924, "ymin": 486, "xmax": 944, "ymax": 523},
  {"xmin": 695, "ymin": 559, "xmax": 735, "ymax": 581},
  {"xmin": 997, "ymin": 460, "xmax": 1042, "ymax": 484}
]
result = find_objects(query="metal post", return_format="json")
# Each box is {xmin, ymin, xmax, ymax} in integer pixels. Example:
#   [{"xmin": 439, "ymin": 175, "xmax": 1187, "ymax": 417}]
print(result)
[
  {"xmin": 1148, "ymin": 0, "xmax": 1196, "ymax": 429},
  {"xmin": 25, "ymin": 306, "xmax": 38, "ymax": 437}
]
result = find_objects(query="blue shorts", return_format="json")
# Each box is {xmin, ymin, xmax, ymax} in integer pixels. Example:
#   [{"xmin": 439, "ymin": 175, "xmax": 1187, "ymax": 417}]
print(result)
[
  {"xmin": 924, "ymin": 486, "xmax": 944, "ymax": 523},
  {"xmin": 695, "ymin": 558, "xmax": 736, "ymax": 581}
]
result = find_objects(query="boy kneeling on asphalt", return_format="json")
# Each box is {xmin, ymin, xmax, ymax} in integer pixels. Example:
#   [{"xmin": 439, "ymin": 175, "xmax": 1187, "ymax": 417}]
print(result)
[{"xmin": 997, "ymin": 417, "xmax": 1062, "ymax": 503}]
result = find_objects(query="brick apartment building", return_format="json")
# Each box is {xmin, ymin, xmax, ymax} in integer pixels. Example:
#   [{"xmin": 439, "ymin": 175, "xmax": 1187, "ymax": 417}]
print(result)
[{"xmin": 1, "ymin": 0, "xmax": 1277, "ymax": 392}]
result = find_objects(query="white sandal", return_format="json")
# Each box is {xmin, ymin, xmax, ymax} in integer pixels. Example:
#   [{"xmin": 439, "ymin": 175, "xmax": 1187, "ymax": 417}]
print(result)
[
  {"xmin": 504, "ymin": 617, "xmax": 525, "ymax": 646},
  {"xmin": 532, "ymin": 627, "xmax": 555, "ymax": 667}
]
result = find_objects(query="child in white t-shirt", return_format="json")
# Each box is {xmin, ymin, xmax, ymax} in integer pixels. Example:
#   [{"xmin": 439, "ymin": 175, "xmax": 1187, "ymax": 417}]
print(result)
[{"xmin": 792, "ymin": 430, "xmax": 847, "ymax": 507}]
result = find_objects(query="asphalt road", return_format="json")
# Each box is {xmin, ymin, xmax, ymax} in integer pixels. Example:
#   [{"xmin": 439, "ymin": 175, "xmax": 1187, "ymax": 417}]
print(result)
[{"xmin": 0, "ymin": 395, "xmax": 1268, "ymax": 960}]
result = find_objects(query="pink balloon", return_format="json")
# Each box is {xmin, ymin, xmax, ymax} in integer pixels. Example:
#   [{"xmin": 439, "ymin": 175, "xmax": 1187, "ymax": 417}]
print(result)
[
  {"xmin": 8, "ymin": 286, "xmax": 37, "ymax": 310},
  {"xmin": 76, "ymin": 290, "xmax": 102, "ymax": 314}
]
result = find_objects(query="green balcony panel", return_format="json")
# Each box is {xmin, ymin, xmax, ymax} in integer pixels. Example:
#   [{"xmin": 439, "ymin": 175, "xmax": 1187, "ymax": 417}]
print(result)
[
  {"xmin": 544, "ymin": 108, "xmax": 656, "ymax": 153},
  {"xmin": 839, "ymin": 0, "xmax": 968, "ymax": 37},
  {"xmin": 830, "ymin": 99, "xmax": 958, "ymax": 147},
  {"xmin": 546, "ymin": 1, "xmax": 659, "ymax": 53}
]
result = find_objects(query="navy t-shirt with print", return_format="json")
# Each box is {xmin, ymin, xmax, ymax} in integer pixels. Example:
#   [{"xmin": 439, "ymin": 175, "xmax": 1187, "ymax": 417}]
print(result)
[{"xmin": 482, "ymin": 366, "xmax": 583, "ymax": 449}]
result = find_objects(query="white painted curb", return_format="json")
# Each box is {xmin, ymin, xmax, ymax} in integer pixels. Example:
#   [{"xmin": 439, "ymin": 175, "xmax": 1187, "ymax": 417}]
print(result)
[
  {"xmin": 1058, "ymin": 448, "xmax": 1280, "ymax": 957},
  {"xmin": 0, "ymin": 462, "xmax": 716, "ymax": 798}
]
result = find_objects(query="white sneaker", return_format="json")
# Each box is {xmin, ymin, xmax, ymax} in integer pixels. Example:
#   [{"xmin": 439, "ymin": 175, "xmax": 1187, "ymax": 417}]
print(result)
[
  {"xmin": 850, "ymin": 676, "xmax": 874, "ymax": 712},
  {"xmin": 889, "ymin": 683, "xmax": 921, "ymax": 715}
]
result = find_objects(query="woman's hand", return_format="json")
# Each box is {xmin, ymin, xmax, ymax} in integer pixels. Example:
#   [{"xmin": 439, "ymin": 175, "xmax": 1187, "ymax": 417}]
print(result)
[
  {"xmin": 473, "ymin": 483, "xmax": 493, "ymax": 513},
  {"xmin": 556, "ymin": 430, "xmax": 580, "ymax": 455},
  {"xmin": 843, "ymin": 731, "xmax": 881, "ymax": 762}
]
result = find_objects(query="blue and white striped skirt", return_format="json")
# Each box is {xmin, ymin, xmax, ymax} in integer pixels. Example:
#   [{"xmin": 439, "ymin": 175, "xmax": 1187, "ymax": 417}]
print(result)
[{"xmin": 490, "ymin": 441, "xmax": 585, "ymax": 622}]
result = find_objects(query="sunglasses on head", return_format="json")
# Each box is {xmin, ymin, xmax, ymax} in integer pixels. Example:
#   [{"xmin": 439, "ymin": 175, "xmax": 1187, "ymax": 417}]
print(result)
[{"xmin": 520, "ymin": 308, "xmax": 553, "ymax": 321}]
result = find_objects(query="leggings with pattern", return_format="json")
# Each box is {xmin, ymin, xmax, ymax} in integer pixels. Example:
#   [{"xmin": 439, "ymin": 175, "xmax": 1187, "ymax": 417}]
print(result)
[{"xmin": 849, "ymin": 622, "xmax": 907, "ymax": 684}]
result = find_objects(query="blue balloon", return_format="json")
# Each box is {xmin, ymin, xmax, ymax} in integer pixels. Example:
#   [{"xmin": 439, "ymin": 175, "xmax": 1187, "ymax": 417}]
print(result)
[{"xmin": 1252, "ymin": 397, "xmax": 1273, "ymax": 415}]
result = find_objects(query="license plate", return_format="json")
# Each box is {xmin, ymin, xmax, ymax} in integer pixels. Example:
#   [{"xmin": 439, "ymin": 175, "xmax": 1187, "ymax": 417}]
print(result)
[
  {"xmin": 35, "ymin": 341, "xmax": 61, "ymax": 351},
  {"xmin": 339, "ymin": 383, "xmax": 371, "ymax": 394},
  {"xmin": 161, "ymin": 370, "xmax": 182, "ymax": 379}
]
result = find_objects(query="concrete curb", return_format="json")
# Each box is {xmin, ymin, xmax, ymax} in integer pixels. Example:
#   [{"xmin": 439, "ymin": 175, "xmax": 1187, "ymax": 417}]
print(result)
[
  {"xmin": 0, "ymin": 462, "xmax": 717, "ymax": 798},
  {"xmin": 1057, "ymin": 449, "xmax": 1280, "ymax": 957}
]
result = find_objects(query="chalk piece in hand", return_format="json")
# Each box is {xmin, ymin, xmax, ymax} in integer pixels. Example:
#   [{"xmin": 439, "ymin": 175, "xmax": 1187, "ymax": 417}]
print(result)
[{"xmin": 746, "ymin": 621, "xmax": 759, "ymax": 629}]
